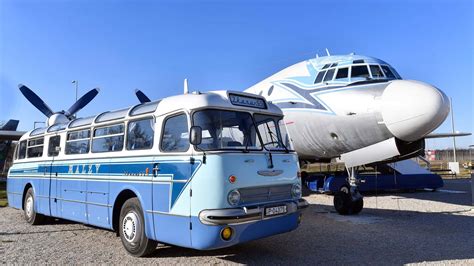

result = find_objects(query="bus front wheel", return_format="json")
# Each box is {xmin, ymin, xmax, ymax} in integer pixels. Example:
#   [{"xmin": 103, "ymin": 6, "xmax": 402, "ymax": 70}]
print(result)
[
  {"xmin": 119, "ymin": 197, "xmax": 157, "ymax": 257},
  {"xmin": 24, "ymin": 188, "xmax": 44, "ymax": 225}
]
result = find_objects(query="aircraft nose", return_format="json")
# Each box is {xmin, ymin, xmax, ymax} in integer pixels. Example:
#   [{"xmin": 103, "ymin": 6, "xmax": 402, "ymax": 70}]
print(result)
[{"xmin": 381, "ymin": 80, "xmax": 450, "ymax": 142}]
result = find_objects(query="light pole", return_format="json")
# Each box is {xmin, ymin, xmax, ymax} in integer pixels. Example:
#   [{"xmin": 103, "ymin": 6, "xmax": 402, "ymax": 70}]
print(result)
[
  {"xmin": 72, "ymin": 80, "xmax": 78, "ymax": 101},
  {"xmin": 72, "ymin": 80, "xmax": 79, "ymax": 117},
  {"xmin": 450, "ymin": 97, "xmax": 457, "ymax": 162}
]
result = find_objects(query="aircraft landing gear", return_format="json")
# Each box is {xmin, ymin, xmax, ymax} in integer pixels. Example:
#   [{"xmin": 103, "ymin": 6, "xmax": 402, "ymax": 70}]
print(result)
[{"xmin": 333, "ymin": 167, "xmax": 364, "ymax": 215}]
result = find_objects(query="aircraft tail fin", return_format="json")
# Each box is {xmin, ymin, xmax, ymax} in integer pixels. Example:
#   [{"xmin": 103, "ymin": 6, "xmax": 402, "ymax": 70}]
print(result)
[{"xmin": 1, "ymin": 120, "xmax": 19, "ymax": 131}]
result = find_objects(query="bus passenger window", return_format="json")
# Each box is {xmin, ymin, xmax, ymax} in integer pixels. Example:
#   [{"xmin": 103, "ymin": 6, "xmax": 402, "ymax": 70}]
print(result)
[
  {"xmin": 27, "ymin": 137, "xmax": 44, "ymax": 158},
  {"xmin": 48, "ymin": 136, "xmax": 61, "ymax": 156},
  {"xmin": 161, "ymin": 114, "xmax": 189, "ymax": 152},
  {"xmin": 370, "ymin": 65, "xmax": 384, "ymax": 78},
  {"xmin": 92, "ymin": 124, "xmax": 125, "ymax": 153},
  {"xmin": 381, "ymin": 65, "xmax": 396, "ymax": 79},
  {"xmin": 351, "ymin": 65, "xmax": 370, "ymax": 79},
  {"xmin": 127, "ymin": 118, "xmax": 154, "ymax": 150},
  {"xmin": 66, "ymin": 129, "xmax": 91, "ymax": 154},
  {"xmin": 314, "ymin": 70, "xmax": 326, "ymax": 84},
  {"xmin": 335, "ymin": 67, "xmax": 349, "ymax": 80},
  {"xmin": 18, "ymin": 140, "xmax": 27, "ymax": 159},
  {"xmin": 323, "ymin": 68, "xmax": 335, "ymax": 82}
]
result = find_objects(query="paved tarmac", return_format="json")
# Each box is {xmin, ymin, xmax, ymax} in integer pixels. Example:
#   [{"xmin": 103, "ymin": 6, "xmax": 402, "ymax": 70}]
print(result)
[{"xmin": 1, "ymin": 179, "xmax": 473, "ymax": 265}]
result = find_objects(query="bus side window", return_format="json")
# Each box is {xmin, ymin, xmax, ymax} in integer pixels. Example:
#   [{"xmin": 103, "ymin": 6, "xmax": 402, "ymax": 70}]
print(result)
[
  {"xmin": 66, "ymin": 129, "xmax": 91, "ymax": 154},
  {"xmin": 18, "ymin": 141, "xmax": 27, "ymax": 159},
  {"xmin": 92, "ymin": 124, "xmax": 125, "ymax": 153},
  {"xmin": 161, "ymin": 114, "xmax": 189, "ymax": 152},
  {"xmin": 127, "ymin": 118, "xmax": 154, "ymax": 150},
  {"xmin": 27, "ymin": 137, "xmax": 44, "ymax": 158},
  {"xmin": 48, "ymin": 135, "xmax": 61, "ymax": 156}
]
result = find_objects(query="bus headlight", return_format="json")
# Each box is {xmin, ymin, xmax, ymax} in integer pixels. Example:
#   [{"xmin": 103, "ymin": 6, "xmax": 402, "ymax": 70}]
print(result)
[
  {"xmin": 227, "ymin": 189, "xmax": 241, "ymax": 206},
  {"xmin": 291, "ymin": 183, "xmax": 302, "ymax": 198}
]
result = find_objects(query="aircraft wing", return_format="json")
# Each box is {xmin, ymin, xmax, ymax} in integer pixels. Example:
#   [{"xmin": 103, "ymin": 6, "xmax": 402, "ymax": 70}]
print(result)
[
  {"xmin": 425, "ymin": 132, "xmax": 471, "ymax": 139},
  {"xmin": 0, "ymin": 130, "xmax": 26, "ymax": 141}
]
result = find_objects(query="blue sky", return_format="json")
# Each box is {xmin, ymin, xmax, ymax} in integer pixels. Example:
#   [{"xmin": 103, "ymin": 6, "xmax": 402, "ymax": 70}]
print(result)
[{"xmin": 0, "ymin": 0, "xmax": 472, "ymax": 149}]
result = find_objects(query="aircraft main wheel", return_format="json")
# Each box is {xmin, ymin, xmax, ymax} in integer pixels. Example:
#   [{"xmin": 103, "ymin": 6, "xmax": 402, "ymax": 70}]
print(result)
[
  {"xmin": 348, "ymin": 197, "xmax": 363, "ymax": 215},
  {"xmin": 340, "ymin": 185, "xmax": 350, "ymax": 194},
  {"xmin": 24, "ymin": 188, "xmax": 44, "ymax": 225},
  {"xmin": 119, "ymin": 197, "xmax": 157, "ymax": 257},
  {"xmin": 334, "ymin": 191, "xmax": 351, "ymax": 215}
]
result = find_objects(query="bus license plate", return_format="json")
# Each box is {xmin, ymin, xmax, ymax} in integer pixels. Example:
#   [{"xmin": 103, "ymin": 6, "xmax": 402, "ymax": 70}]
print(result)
[{"xmin": 265, "ymin": 205, "xmax": 287, "ymax": 217}]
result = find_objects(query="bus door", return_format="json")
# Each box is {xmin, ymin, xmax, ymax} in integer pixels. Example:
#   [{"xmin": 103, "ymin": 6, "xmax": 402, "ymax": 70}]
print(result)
[
  {"xmin": 152, "ymin": 113, "xmax": 193, "ymax": 247},
  {"xmin": 46, "ymin": 134, "xmax": 61, "ymax": 217}
]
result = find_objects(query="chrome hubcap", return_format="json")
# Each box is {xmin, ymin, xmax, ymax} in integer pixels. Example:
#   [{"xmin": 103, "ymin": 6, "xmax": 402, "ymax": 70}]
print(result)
[
  {"xmin": 122, "ymin": 212, "xmax": 139, "ymax": 243},
  {"xmin": 25, "ymin": 196, "xmax": 33, "ymax": 218},
  {"xmin": 341, "ymin": 187, "xmax": 349, "ymax": 194}
]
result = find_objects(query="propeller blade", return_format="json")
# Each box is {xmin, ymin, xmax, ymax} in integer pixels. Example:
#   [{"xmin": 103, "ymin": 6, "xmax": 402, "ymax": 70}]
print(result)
[
  {"xmin": 66, "ymin": 88, "xmax": 100, "ymax": 116},
  {"xmin": 18, "ymin": 84, "xmax": 54, "ymax": 117},
  {"xmin": 135, "ymin": 89, "xmax": 151, "ymax": 103}
]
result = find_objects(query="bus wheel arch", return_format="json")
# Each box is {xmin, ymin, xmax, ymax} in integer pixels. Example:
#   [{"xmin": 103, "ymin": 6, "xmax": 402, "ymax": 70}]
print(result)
[
  {"xmin": 22, "ymin": 183, "xmax": 33, "ymax": 210},
  {"xmin": 112, "ymin": 189, "xmax": 139, "ymax": 233}
]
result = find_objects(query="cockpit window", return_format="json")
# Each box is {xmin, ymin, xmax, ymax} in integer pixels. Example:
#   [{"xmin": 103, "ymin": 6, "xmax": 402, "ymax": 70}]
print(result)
[
  {"xmin": 369, "ymin": 65, "xmax": 384, "ymax": 78},
  {"xmin": 389, "ymin": 66, "xmax": 402, "ymax": 79},
  {"xmin": 321, "ymin": 64, "xmax": 331, "ymax": 70},
  {"xmin": 330, "ymin": 62, "xmax": 338, "ymax": 68},
  {"xmin": 351, "ymin": 65, "xmax": 370, "ymax": 79},
  {"xmin": 314, "ymin": 70, "xmax": 326, "ymax": 84},
  {"xmin": 380, "ymin": 65, "xmax": 396, "ymax": 79},
  {"xmin": 353, "ymin": 59, "xmax": 365, "ymax": 64},
  {"xmin": 323, "ymin": 69, "xmax": 335, "ymax": 82},
  {"xmin": 335, "ymin": 67, "xmax": 349, "ymax": 80}
]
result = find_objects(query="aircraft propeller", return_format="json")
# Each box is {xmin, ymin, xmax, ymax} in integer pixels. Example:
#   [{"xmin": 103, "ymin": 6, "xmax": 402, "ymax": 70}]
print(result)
[
  {"xmin": 134, "ymin": 89, "xmax": 151, "ymax": 103},
  {"xmin": 19, "ymin": 84, "xmax": 100, "ymax": 125}
]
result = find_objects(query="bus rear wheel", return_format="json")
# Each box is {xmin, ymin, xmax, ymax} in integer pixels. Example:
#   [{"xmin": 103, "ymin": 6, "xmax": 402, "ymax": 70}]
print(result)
[
  {"xmin": 119, "ymin": 197, "xmax": 157, "ymax": 257},
  {"xmin": 24, "ymin": 188, "xmax": 44, "ymax": 225}
]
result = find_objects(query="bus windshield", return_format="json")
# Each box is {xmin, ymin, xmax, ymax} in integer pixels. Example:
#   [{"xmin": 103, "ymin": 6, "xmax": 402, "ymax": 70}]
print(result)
[
  {"xmin": 193, "ymin": 109, "xmax": 261, "ymax": 151},
  {"xmin": 192, "ymin": 109, "xmax": 293, "ymax": 152}
]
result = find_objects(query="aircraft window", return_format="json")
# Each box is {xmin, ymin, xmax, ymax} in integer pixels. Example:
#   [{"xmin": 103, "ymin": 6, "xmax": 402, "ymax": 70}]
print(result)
[
  {"xmin": 389, "ymin": 66, "xmax": 402, "ymax": 79},
  {"xmin": 380, "ymin": 65, "xmax": 396, "ymax": 79},
  {"xmin": 48, "ymin": 123, "xmax": 67, "ymax": 133},
  {"xmin": 127, "ymin": 118, "xmax": 154, "ymax": 150},
  {"xmin": 323, "ymin": 68, "xmax": 335, "ymax": 82},
  {"xmin": 330, "ymin": 63, "xmax": 338, "ymax": 68},
  {"xmin": 321, "ymin": 64, "xmax": 331, "ymax": 70},
  {"xmin": 161, "ymin": 114, "xmax": 189, "ymax": 152},
  {"xmin": 27, "ymin": 137, "xmax": 44, "ymax": 158},
  {"xmin": 92, "ymin": 124, "xmax": 125, "ymax": 153},
  {"xmin": 314, "ymin": 70, "xmax": 326, "ymax": 84},
  {"xmin": 69, "ymin": 116, "xmax": 95, "ymax": 129},
  {"xmin": 351, "ymin": 65, "xmax": 370, "ymax": 79},
  {"xmin": 30, "ymin": 127, "xmax": 46, "ymax": 136},
  {"xmin": 353, "ymin": 59, "xmax": 365, "ymax": 64},
  {"xmin": 18, "ymin": 140, "xmax": 27, "ymax": 159},
  {"xmin": 369, "ymin": 65, "xmax": 384, "ymax": 78},
  {"xmin": 95, "ymin": 108, "xmax": 129, "ymax": 123},
  {"xmin": 66, "ymin": 129, "xmax": 91, "ymax": 155},
  {"xmin": 130, "ymin": 101, "xmax": 160, "ymax": 116},
  {"xmin": 48, "ymin": 136, "xmax": 61, "ymax": 157},
  {"xmin": 335, "ymin": 67, "xmax": 349, "ymax": 79}
]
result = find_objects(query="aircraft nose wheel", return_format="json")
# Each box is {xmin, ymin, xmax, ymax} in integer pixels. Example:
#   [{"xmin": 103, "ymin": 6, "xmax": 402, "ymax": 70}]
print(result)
[{"xmin": 333, "ymin": 188, "xmax": 364, "ymax": 215}]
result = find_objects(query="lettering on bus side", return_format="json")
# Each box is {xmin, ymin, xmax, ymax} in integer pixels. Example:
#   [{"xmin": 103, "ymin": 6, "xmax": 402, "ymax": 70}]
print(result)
[{"xmin": 67, "ymin": 164, "xmax": 101, "ymax": 175}]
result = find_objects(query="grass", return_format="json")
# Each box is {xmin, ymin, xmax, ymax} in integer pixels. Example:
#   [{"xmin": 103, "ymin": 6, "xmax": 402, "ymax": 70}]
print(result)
[{"xmin": 0, "ymin": 180, "xmax": 7, "ymax": 207}]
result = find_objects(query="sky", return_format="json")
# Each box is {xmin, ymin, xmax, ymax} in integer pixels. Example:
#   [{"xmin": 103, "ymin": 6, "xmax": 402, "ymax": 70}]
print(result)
[{"xmin": 0, "ymin": 0, "xmax": 473, "ymax": 149}]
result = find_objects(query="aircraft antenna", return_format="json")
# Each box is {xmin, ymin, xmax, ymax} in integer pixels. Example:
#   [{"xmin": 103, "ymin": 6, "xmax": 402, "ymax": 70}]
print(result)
[
  {"xmin": 184, "ymin": 78, "xmax": 189, "ymax": 94},
  {"xmin": 325, "ymin": 48, "xmax": 331, "ymax": 56}
]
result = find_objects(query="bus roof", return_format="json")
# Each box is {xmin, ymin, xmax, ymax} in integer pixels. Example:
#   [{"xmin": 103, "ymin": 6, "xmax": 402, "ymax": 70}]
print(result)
[{"xmin": 21, "ymin": 90, "xmax": 283, "ymax": 140}]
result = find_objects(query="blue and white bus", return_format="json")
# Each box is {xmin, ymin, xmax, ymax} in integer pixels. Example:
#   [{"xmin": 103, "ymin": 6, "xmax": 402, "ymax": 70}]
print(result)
[{"xmin": 7, "ymin": 90, "xmax": 308, "ymax": 256}]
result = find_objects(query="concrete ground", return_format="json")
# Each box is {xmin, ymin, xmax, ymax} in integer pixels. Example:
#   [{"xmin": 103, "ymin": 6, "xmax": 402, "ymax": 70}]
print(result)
[{"xmin": 0, "ymin": 179, "xmax": 473, "ymax": 265}]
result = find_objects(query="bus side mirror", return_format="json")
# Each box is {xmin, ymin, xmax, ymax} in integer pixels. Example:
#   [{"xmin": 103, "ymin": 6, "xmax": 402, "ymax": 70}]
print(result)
[{"xmin": 189, "ymin": 126, "xmax": 202, "ymax": 145}]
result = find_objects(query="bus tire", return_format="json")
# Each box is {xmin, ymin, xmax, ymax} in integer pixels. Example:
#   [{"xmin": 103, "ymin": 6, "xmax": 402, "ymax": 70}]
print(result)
[
  {"xmin": 119, "ymin": 197, "xmax": 157, "ymax": 257},
  {"xmin": 24, "ymin": 187, "xmax": 44, "ymax": 225}
]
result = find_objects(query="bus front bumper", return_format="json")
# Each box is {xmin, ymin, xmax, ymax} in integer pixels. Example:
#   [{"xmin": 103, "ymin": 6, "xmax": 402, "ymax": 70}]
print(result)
[{"xmin": 198, "ymin": 198, "xmax": 308, "ymax": 225}]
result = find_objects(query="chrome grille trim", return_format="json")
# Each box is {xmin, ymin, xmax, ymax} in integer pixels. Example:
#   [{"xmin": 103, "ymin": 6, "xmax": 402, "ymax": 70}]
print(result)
[{"xmin": 239, "ymin": 184, "xmax": 292, "ymax": 204}]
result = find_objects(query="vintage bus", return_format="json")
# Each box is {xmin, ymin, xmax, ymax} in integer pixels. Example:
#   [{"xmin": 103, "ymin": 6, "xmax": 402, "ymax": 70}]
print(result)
[{"xmin": 7, "ymin": 90, "xmax": 308, "ymax": 256}]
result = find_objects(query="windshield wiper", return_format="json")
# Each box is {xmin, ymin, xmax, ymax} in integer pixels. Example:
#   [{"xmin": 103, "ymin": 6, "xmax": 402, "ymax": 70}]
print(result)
[{"xmin": 267, "ymin": 130, "xmax": 289, "ymax": 153}]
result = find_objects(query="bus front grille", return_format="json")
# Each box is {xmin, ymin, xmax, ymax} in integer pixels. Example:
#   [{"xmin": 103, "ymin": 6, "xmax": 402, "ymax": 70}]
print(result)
[{"xmin": 239, "ymin": 184, "xmax": 293, "ymax": 204}]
